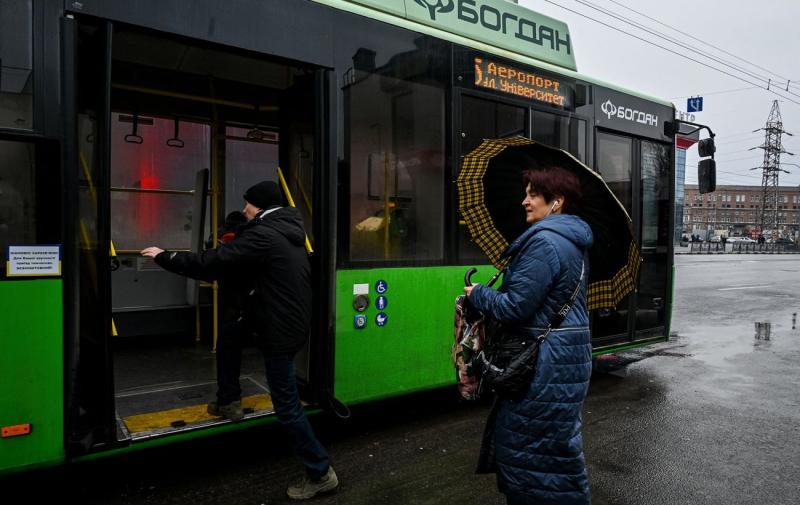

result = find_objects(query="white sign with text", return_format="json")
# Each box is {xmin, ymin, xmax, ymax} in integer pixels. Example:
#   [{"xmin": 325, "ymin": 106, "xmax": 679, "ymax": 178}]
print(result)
[{"xmin": 6, "ymin": 245, "xmax": 61, "ymax": 277}]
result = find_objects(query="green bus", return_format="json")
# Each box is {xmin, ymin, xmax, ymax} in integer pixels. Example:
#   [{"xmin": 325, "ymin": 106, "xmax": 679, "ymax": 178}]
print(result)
[{"xmin": 0, "ymin": 0, "xmax": 710, "ymax": 474}]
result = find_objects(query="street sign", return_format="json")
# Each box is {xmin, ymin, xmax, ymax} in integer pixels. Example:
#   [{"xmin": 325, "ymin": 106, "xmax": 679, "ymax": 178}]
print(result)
[{"xmin": 687, "ymin": 97, "xmax": 703, "ymax": 113}]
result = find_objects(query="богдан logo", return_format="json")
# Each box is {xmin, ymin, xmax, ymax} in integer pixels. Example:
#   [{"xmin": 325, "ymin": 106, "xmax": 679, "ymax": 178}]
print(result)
[
  {"xmin": 600, "ymin": 98, "xmax": 658, "ymax": 127},
  {"xmin": 601, "ymin": 99, "xmax": 617, "ymax": 119},
  {"xmin": 413, "ymin": 0, "xmax": 454, "ymax": 21}
]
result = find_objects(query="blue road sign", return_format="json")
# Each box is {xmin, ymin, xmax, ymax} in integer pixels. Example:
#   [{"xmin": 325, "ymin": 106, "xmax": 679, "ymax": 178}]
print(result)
[
  {"xmin": 375, "ymin": 279, "xmax": 388, "ymax": 294},
  {"xmin": 354, "ymin": 314, "xmax": 367, "ymax": 329},
  {"xmin": 376, "ymin": 295, "xmax": 388, "ymax": 310},
  {"xmin": 687, "ymin": 97, "xmax": 703, "ymax": 113},
  {"xmin": 375, "ymin": 312, "xmax": 388, "ymax": 327}
]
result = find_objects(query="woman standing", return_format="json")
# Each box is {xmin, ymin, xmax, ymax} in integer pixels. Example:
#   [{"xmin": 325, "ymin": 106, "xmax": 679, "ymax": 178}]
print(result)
[{"xmin": 465, "ymin": 164, "xmax": 593, "ymax": 505}]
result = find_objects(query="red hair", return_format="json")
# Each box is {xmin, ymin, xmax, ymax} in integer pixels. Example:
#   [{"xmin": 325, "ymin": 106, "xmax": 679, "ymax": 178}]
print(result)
[{"xmin": 523, "ymin": 166, "xmax": 582, "ymax": 215}]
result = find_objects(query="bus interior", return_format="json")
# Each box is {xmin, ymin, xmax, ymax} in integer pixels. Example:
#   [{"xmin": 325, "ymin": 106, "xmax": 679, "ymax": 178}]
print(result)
[{"xmin": 75, "ymin": 24, "xmax": 319, "ymax": 441}]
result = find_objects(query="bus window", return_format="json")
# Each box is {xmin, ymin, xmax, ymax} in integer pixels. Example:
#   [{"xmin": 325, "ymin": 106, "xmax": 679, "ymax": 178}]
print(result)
[
  {"xmin": 460, "ymin": 95, "xmax": 527, "ymax": 155},
  {"xmin": 596, "ymin": 132, "xmax": 633, "ymax": 213},
  {"xmin": 531, "ymin": 111, "xmax": 586, "ymax": 163},
  {"xmin": 224, "ymin": 126, "xmax": 279, "ymax": 217},
  {"xmin": 109, "ymin": 115, "xmax": 211, "ymax": 251},
  {"xmin": 0, "ymin": 141, "xmax": 35, "ymax": 259},
  {"xmin": 0, "ymin": 0, "xmax": 33, "ymax": 129},
  {"xmin": 458, "ymin": 95, "xmax": 527, "ymax": 263},
  {"xmin": 0, "ymin": 139, "xmax": 60, "ymax": 278},
  {"xmin": 344, "ymin": 38, "xmax": 448, "ymax": 263}
]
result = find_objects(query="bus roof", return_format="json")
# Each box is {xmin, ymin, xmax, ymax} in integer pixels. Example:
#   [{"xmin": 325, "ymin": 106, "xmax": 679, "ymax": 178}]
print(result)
[{"xmin": 313, "ymin": 0, "xmax": 673, "ymax": 109}]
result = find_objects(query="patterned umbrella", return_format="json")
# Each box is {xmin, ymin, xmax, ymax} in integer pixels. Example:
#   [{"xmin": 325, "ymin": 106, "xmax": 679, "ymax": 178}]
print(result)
[{"xmin": 457, "ymin": 136, "xmax": 640, "ymax": 310}]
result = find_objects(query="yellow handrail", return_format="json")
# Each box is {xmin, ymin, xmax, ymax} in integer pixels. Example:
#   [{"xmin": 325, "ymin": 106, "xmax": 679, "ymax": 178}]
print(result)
[{"xmin": 277, "ymin": 167, "xmax": 314, "ymax": 255}]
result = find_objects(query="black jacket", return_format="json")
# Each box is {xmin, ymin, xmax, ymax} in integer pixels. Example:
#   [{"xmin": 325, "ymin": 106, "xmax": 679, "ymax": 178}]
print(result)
[{"xmin": 155, "ymin": 207, "xmax": 311, "ymax": 356}]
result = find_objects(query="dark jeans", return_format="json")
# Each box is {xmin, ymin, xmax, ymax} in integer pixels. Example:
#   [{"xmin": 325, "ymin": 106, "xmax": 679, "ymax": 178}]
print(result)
[
  {"xmin": 215, "ymin": 321, "xmax": 244, "ymax": 405},
  {"xmin": 265, "ymin": 355, "xmax": 331, "ymax": 480},
  {"xmin": 215, "ymin": 322, "xmax": 330, "ymax": 479}
]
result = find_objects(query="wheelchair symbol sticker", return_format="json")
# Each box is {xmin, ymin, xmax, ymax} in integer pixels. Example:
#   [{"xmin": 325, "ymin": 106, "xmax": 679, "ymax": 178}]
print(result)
[
  {"xmin": 375, "ymin": 280, "xmax": 388, "ymax": 294},
  {"xmin": 354, "ymin": 314, "xmax": 367, "ymax": 329}
]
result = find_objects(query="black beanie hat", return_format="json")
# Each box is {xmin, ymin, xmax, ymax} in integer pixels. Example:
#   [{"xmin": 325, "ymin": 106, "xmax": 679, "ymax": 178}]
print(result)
[{"xmin": 243, "ymin": 181, "xmax": 282, "ymax": 210}]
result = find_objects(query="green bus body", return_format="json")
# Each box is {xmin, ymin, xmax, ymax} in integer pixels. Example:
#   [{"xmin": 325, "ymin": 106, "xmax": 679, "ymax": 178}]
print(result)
[
  {"xmin": 335, "ymin": 266, "xmax": 488, "ymax": 404},
  {"xmin": 0, "ymin": 280, "xmax": 64, "ymax": 472},
  {"xmin": 0, "ymin": 0, "xmax": 681, "ymax": 475}
]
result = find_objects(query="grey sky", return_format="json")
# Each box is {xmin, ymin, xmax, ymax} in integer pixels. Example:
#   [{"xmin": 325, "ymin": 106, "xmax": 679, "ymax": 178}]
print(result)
[{"xmin": 520, "ymin": 0, "xmax": 800, "ymax": 186}]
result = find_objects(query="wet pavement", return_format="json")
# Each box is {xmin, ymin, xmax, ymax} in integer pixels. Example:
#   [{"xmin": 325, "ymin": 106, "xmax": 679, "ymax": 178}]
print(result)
[{"xmin": 7, "ymin": 255, "xmax": 800, "ymax": 504}]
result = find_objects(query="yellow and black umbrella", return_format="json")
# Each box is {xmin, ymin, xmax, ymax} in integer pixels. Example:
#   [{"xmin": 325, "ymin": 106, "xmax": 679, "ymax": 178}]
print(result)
[{"xmin": 457, "ymin": 136, "xmax": 640, "ymax": 310}]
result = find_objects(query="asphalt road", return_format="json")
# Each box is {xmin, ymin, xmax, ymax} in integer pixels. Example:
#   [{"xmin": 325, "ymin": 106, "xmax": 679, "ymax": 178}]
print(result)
[{"xmin": 8, "ymin": 255, "xmax": 800, "ymax": 504}]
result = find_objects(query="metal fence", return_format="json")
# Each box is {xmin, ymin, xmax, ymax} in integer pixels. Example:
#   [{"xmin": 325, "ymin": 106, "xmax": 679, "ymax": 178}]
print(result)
[
  {"xmin": 683, "ymin": 242, "xmax": 798, "ymax": 254},
  {"xmin": 687, "ymin": 242, "xmax": 726, "ymax": 254},
  {"xmin": 730, "ymin": 243, "xmax": 797, "ymax": 254}
]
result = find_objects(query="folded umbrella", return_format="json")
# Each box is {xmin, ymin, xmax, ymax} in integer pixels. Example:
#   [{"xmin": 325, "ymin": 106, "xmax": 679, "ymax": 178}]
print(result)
[{"xmin": 457, "ymin": 136, "xmax": 640, "ymax": 310}]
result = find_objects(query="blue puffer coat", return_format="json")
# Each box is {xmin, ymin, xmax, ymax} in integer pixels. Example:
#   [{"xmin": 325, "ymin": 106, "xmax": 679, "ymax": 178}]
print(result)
[{"xmin": 470, "ymin": 214, "xmax": 593, "ymax": 505}]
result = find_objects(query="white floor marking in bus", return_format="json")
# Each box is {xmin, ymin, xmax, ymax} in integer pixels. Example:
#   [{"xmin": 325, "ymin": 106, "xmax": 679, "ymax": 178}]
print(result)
[
  {"xmin": 115, "ymin": 380, "xmax": 218, "ymax": 398},
  {"xmin": 718, "ymin": 285, "xmax": 772, "ymax": 291}
]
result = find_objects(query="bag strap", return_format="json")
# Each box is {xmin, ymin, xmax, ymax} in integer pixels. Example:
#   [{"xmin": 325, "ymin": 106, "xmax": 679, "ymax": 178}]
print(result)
[
  {"xmin": 537, "ymin": 258, "xmax": 586, "ymax": 342},
  {"xmin": 487, "ymin": 248, "xmax": 585, "ymax": 335}
]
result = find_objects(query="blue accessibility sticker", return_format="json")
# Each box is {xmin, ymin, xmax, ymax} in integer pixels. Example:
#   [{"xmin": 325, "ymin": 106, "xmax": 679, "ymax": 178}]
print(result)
[
  {"xmin": 375, "ymin": 295, "xmax": 388, "ymax": 310},
  {"xmin": 375, "ymin": 279, "xmax": 388, "ymax": 294},
  {"xmin": 354, "ymin": 314, "xmax": 367, "ymax": 329},
  {"xmin": 375, "ymin": 312, "xmax": 388, "ymax": 327}
]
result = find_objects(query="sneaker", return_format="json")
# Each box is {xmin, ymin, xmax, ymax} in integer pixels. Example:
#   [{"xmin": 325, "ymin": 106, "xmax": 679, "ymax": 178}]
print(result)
[
  {"xmin": 286, "ymin": 466, "xmax": 339, "ymax": 500},
  {"xmin": 206, "ymin": 400, "xmax": 244, "ymax": 421}
]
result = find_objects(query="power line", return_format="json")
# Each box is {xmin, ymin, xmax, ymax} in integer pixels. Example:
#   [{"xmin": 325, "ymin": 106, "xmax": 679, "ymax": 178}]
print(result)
[
  {"xmin": 604, "ymin": 0, "xmax": 795, "ymax": 88},
  {"xmin": 541, "ymin": 1, "xmax": 800, "ymax": 106},
  {"xmin": 669, "ymin": 86, "xmax": 760, "ymax": 100},
  {"xmin": 691, "ymin": 154, "xmax": 763, "ymax": 163},
  {"xmin": 714, "ymin": 154, "xmax": 765, "ymax": 163},
  {"xmin": 573, "ymin": 0, "xmax": 800, "ymax": 97},
  {"xmin": 714, "ymin": 148, "xmax": 762, "ymax": 156},
  {"xmin": 688, "ymin": 160, "xmax": 764, "ymax": 175},
  {"xmin": 715, "ymin": 137, "xmax": 763, "ymax": 147}
]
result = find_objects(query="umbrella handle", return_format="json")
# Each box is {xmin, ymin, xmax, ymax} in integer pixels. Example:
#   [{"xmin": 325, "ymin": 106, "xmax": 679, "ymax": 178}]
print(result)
[{"xmin": 464, "ymin": 267, "xmax": 478, "ymax": 286}]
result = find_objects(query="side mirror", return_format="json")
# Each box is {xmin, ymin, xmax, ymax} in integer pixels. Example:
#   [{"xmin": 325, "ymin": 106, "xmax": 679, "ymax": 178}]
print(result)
[
  {"xmin": 698, "ymin": 138, "xmax": 716, "ymax": 158},
  {"xmin": 698, "ymin": 158, "xmax": 716, "ymax": 194}
]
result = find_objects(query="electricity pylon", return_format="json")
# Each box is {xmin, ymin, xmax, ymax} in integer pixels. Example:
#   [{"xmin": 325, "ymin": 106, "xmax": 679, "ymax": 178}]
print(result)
[{"xmin": 751, "ymin": 100, "xmax": 793, "ymax": 236}]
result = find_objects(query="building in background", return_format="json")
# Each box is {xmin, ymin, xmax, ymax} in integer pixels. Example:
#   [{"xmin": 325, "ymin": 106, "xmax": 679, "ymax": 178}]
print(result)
[{"xmin": 683, "ymin": 184, "xmax": 800, "ymax": 240}]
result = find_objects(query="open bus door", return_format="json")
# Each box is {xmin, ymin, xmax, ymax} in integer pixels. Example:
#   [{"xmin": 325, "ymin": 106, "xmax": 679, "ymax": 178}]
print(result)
[
  {"xmin": 65, "ymin": 18, "xmax": 331, "ymax": 452},
  {"xmin": 64, "ymin": 17, "xmax": 116, "ymax": 455}
]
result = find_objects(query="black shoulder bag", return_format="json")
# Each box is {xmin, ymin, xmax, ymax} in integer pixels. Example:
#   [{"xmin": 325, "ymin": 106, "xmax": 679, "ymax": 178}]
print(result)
[{"xmin": 472, "ymin": 260, "xmax": 585, "ymax": 400}]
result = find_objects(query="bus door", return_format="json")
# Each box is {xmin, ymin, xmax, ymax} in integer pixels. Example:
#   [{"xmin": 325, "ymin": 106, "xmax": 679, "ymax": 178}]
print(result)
[
  {"xmin": 64, "ymin": 18, "xmax": 116, "ymax": 456},
  {"xmin": 70, "ymin": 20, "xmax": 327, "ymax": 445},
  {"xmin": 634, "ymin": 141, "xmax": 671, "ymax": 339},
  {"xmin": 593, "ymin": 132, "xmax": 671, "ymax": 345}
]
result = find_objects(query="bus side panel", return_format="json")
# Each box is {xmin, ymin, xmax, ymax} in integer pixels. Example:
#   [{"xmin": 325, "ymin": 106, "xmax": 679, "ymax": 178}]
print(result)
[
  {"xmin": 334, "ymin": 266, "xmax": 487, "ymax": 404},
  {"xmin": 0, "ymin": 280, "xmax": 64, "ymax": 474}
]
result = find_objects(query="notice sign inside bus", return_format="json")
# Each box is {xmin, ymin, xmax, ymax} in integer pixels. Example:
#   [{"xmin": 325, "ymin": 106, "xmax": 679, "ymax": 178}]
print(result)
[
  {"xmin": 6, "ymin": 245, "xmax": 61, "ymax": 277},
  {"xmin": 473, "ymin": 57, "xmax": 569, "ymax": 107}
]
